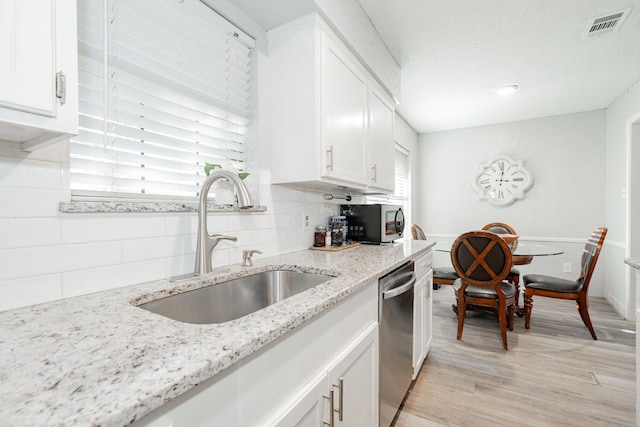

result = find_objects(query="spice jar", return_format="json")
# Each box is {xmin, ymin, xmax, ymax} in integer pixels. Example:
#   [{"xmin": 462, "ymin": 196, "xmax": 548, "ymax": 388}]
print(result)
[
  {"xmin": 314, "ymin": 226, "xmax": 326, "ymax": 247},
  {"xmin": 331, "ymin": 216, "xmax": 345, "ymax": 246}
]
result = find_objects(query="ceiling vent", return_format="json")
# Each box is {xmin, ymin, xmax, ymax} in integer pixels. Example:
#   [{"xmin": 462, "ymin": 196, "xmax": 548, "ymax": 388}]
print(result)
[{"xmin": 581, "ymin": 7, "xmax": 632, "ymax": 40}]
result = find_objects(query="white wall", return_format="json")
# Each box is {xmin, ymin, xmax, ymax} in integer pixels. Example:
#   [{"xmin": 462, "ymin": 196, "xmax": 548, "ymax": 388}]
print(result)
[
  {"xmin": 417, "ymin": 111, "xmax": 608, "ymax": 295},
  {"xmin": 0, "ymin": 0, "xmax": 399, "ymax": 312},
  {"xmin": 604, "ymin": 79, "xmax": 640, "ymax": 317}
]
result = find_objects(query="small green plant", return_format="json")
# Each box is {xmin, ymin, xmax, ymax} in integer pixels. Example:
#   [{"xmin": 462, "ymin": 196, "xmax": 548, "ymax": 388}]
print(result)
[{"xmin": 204, "ymin": 163, "xmax": 249, "ymax": 180}]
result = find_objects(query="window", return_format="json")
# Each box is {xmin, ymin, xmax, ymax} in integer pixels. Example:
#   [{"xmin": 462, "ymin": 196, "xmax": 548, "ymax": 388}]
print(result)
[{"xmin": 71, "ymin": 0, "xmax": 254, "ymax": 200}]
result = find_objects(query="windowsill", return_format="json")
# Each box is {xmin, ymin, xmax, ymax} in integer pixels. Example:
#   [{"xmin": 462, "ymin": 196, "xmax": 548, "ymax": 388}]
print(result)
[{"xmin": 58, "ymin": 201, "xmax": 267, "ymax": 214}]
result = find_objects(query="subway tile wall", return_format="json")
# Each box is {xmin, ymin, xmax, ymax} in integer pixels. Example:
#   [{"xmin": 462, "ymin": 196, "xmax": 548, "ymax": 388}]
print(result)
[{"xmin": 0, "ymin": 156, "xmax": 339, "ymax": 311}]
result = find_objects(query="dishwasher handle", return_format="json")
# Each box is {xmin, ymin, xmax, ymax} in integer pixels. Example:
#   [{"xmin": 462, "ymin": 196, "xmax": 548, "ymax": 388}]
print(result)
[{"xmin": 382, "ymin": 277, "xmax": 416, "ymax": 299}]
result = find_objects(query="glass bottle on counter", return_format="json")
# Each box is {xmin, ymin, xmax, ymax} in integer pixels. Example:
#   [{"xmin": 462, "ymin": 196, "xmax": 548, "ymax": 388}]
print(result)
[
  {"xmin": 314, "ymin": 226, "xmax": 326, "ymax": 247},
  {"xmin": 330, "ymin": 216, "xmax": 345, "ymax": 246}
]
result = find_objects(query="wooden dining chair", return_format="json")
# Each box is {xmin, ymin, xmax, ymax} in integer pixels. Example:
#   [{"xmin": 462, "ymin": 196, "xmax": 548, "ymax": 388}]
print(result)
[
  {"xmin": 481, "ymin": 222, "xmax": 528, "ymax": 309},
  {"xmin": 450, "ymin": 230, "xmax": 517, "ymax": 350},
  {"xmin": 411, "ymin": 224, "xmax": 459, "ymax": 289},
  {"xmin": 523, "ymin": 227, "xmax": 607, "ymax": 340}
]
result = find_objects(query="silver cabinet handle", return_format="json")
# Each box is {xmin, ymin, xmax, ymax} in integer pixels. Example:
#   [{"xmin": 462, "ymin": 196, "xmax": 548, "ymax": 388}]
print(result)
[
  {"xmin": 323, "ymin": 387, "xmax": 335, "ymax": 427},
  {"xmin": 335, "ymin": 378, "xmax": 344, "ymax": 421},
  {"xmin": 56, "ymin": 71, "xmax": 66, "ymax": 105},
  {"xmin": 371, "ymin": 164, "xmax": 377, "ymax": 182},
  {"xmin": 327, "ymin": 145, "xmax": 334, "ymax": 172}
]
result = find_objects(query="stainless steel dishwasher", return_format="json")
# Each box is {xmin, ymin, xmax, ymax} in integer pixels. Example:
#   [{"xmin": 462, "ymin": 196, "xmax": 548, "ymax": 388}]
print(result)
[{"xmin": 379, "ymin": 261, "xmax": 415, "ymax": 427}]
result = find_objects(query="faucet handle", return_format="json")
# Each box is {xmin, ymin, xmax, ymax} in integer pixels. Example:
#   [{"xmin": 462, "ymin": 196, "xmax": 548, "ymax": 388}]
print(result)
[
  {"xmin": 211, "ymin": 234, "xmax": 238, "ymax": 243},
  {"xmin": 242, "ymin": 249, "xmax": 263, "ymax": 267}
]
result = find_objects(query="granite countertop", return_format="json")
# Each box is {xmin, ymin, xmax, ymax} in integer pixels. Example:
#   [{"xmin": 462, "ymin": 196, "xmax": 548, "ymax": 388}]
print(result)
[
  {"xmin": 625, "ymin": 257, "xmax": 640, "ymax": 270},
  {"xmin": 0, "ymin": 240, "xmax": 434, "ymax": 427}
]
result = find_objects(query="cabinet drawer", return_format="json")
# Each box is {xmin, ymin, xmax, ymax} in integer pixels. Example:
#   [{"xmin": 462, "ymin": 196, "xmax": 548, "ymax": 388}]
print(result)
[{"xmin": 414, "ymin": 251, "xmax": 433, "ymax": 278}]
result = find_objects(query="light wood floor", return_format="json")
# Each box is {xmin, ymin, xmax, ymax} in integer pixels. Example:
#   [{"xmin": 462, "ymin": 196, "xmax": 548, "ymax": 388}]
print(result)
[{"xmin": 395, "ymin": 286, "xmax": 636, "ymax": 427}]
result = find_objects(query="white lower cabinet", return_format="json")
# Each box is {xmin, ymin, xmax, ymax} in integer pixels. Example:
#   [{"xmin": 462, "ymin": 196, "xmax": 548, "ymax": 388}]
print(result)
[
  {"xmin": 267, "ymin": 371, "xmax": 328, "ymax": 427},
  {"xmin": 268, "ymin": 324, "xmax": 378, "ymax": 427},
  {"xmin": 134, "ymin": 283, "xmax": 378, "ymax": 427},
  {"xmin": 413, "ymin": 251, "xmax": 434, "ymax": 379}
]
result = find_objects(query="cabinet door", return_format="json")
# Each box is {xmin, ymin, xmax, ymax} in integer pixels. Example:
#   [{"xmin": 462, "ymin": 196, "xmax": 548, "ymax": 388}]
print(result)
[
  {"xmin": 368, "ymin": 87, "xmax": 395, "ymax": 192},
  {"xmin": 266, "ymin": 371, "xmax": 327, "ymax": 427},
  {"xmin": 423, "ymin": 268, "xmax": 434, "ymax": 356},
  {"xmin": 0, "ymin": 0, "xmax": 55, "ymax": 116},
  {"xmin": 413, "ymin": 252, "xmax": 434, "ymax": 377},
  {"xmin": 326, "ymin": 324, "xmax": 378, "ymax": 427},
  {"xmin": 321, "ymin": 33, "xmax": 368, "ymax": 186},
  {"xmin": 412, "ymin": 276, "xmax": 426, "ymax": 379}
]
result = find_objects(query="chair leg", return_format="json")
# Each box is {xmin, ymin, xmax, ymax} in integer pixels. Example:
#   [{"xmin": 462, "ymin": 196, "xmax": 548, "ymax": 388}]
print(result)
[
  {"xmin": 456, "ymin": 295, "xmax": 466, "ymax": 341},
  {"xmin": 498, "ymin": 302, "xmax": 508, "ymax": 350},
  {"xmin": 524, "ymin": 291, "xmax": 533, "ymax": 329},
  {"xmin": 576, "ymin": 295, "xmax": 598, "ymax": 340},
  {"xmin": 510, "ymin": 275, "xmax": 520, "ymax": 309},
  {"xmin": 507, "ymin": 304, "xmax": 515, "ymax": 331}
]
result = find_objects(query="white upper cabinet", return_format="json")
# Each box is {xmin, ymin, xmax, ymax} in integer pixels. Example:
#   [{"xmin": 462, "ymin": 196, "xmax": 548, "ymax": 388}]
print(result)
[
  {"xmin": 368, "ymin": 85, "xmax": 395, "ymax": 192},
  {"xmin": 321, "ymin": 33, "xmax": 369, "ymax": 186},
  {"xmin": 0, "ymin": 0, "xmax": 78, "ymax": 152},
  {"xmin": 268, "ymin": 14, "xmax": 395, "ymax": 194}
]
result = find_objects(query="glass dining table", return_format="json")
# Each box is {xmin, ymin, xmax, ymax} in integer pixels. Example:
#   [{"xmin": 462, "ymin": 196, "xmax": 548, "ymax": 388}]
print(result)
[{"xmin": 433, "ymin": 239, "xmax": 564, "ymax": 265}]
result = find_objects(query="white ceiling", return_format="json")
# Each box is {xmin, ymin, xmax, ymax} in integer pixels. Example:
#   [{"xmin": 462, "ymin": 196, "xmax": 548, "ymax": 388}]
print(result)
[{"xmin": 227, "ymin": 0, "xmax": 640, "ymax": 134}]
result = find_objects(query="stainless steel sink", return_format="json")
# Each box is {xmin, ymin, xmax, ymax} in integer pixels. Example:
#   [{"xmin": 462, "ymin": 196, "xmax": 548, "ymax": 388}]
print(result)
[{"xmin": 138, "ymin": 269, "xmax": 335, "ymax": 324}]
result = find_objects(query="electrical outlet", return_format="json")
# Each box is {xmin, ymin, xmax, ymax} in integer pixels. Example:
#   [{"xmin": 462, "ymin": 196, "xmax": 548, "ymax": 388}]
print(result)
[
  {"xmin": 302, "ymin": 213, "xmax": 311, "ymax": 231},
  {"xmin": 563, "ymin": 263, "xmax": 572, "ymax": 273}
]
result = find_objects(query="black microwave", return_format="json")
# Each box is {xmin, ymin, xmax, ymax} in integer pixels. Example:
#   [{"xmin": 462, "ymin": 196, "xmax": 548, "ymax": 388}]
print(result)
[{"xmin": 339, "ymin": 204, "xmax": 405, "ymax": 244}]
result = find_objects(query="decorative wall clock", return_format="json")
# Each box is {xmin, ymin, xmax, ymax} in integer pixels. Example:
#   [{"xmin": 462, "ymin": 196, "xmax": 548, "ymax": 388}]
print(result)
[{"xmin": 471, "ymin": 156, "xmax": 533, "ymax": 207}]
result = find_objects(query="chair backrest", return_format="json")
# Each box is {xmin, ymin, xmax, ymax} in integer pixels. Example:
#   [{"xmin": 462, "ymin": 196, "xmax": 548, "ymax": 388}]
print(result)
[
  {"xmin": 482, "ymin": 222, "xmax": 518, "ymax": 250},
  {"xmin": 578, "ymin": 227, "xmax": 608, "ymax": 293},
  {"xmin": 450, "ymin": 230, "xmax": 512, "ymax": 288},
  {"xmin": 482, "ymin": 222, "xmax": 517, "ymax": 235},
  {"xmin": 411, "ymin": 224, "xmax": 427, "ymax": 240}
]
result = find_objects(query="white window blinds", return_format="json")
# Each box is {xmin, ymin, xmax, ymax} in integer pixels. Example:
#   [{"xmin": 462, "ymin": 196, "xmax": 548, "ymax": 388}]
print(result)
[
  {"xmin": 71, "ymin": 0, "xmax": 254, "ymax": 199},
  {"xmin": 392, "ymin": 146, "xmax": 409, "ymax": 204}
]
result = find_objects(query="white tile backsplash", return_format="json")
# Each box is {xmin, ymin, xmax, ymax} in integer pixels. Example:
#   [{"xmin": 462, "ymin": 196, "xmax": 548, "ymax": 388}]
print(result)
[
  {"xmin": 0, "ymin": 274, "xmax": 62, "ymax": 311},
  {"xmin": 60, "ymin": 215, "xmax": 167, "ymax": 243},
  {"xmin": 0, "ymin": 156, "xmax": 341, "ymax": 310},
  {"xmin": 62, "ymin": 259, "xmax": 167, "ymax": 298},
  {"xmin": 0, "ymin": 241, "xmax": 122, "ymax": 281},
  {"xmin": 0, "ymin": 157, "xmax": 65, "ymax": 189},
  {"xmin": 0, "ymin": 218, "xmax": 60, "ymax": 249},
  {"xmin": 0, "ymin": 188, "xmax": 68, "ymax": 217},
  {"xmin": 166, "ymin": 253, "xmax": 196, "ymax": 277},
  {"xmin": 164, "ymin": 214, "xmax": 198, "ymax": 236},
  {"xmin": 121, "ymin": 235, "xmax": 194, "ymax": 263}
]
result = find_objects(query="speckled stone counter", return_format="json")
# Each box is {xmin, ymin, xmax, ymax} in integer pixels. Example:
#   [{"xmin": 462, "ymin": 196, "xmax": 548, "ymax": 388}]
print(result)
[
  {"xmin": 0, "ymin": 240, "xmax": 433, "ymax": 427},
  {"xmin": 625, "ymin": 257, "xmax": 640, "ymax": 270}
]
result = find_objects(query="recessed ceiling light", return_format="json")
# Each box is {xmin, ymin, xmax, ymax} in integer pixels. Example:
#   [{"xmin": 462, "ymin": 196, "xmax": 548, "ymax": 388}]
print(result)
[{"xmin": 495, "ymin": 84, "xmax": 520, "ymax": 96}]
